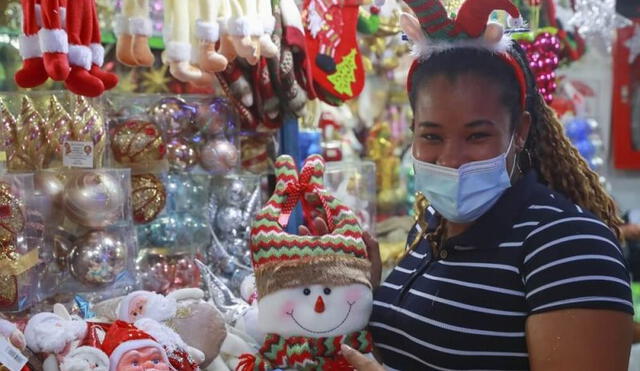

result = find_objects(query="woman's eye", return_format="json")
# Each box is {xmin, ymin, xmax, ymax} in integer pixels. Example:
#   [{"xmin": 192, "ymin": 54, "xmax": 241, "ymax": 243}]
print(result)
[
  {"xmin": 420, "ymin": 133, "xmax": 441, "ymax": 142},
  {"xmin": 468, "ymin": 132, "xmax": 490, "ymax": 141}
]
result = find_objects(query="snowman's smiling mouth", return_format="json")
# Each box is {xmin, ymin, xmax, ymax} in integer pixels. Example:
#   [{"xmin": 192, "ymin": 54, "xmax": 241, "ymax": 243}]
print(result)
[{"xmin": 286, "ymin": 301, "xmax": 355, "ymax": 334}]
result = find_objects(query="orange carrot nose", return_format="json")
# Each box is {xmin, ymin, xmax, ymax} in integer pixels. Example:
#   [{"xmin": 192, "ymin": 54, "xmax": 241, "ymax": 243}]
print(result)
[{"xmin": 314, "ymin": 296, "xmax": 325, "ymax": 313}]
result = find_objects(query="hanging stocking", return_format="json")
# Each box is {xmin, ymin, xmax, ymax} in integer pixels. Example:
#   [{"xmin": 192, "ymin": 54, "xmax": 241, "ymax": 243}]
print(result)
[
  {"xmin": 39, "ymin": 0, "xmax": 69, "ymax": 81},
  {"xmin": 222, "ymin": 61, "xmax": 254, "ymax": 107},
  {"xmin": 197, "ymin": 0, "xmax": 228, "ymax": 72},
  {"xmin": 258, "ymin": 0, "xmax": 278, "ymax": 58},
  {"xmin": 227, "ymin": 0, "xmax": 262, "ymax": 65},
  {"xmin": 281, "ymin": 0, "xmax": 316, "ymax": 100},
  {"xmin": 129, "ymin": 0, "xmax": 154, "ymax": 66},
  {"xmin": 218, "ymin": 0, "xmax": 238, "ymax": 61},
  {"xmin": 89, "ymin": 1, "xmax": 118, "ymax": 90},
  {"xmin": 15, "ymin": 0, "xmax": 49, "ymax": 88},
  {"xmin": 64, "ymin": 0, "xmax": 104, "ymax": 97},
  {"xmin": 303, "ymin": 0, "xmax": 365, "ymax": 104},
  {"xmin": 255, "ymin": 57, "xmax": 281, "ymax": 129}
]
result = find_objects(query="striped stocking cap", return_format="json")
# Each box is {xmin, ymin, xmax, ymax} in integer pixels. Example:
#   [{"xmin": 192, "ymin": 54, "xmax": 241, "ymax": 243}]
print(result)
[
  {"xmin": 250, "ymin": 154, "xmax": 371, "ymax": 299},
  {"xmin": 403, "ymin": 0, "xmax": 528, "ymax": 108}
]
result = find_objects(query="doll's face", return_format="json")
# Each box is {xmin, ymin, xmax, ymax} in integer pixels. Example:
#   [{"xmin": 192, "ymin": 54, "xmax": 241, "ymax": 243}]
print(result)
[
  {"xmin": 258, "ymin": 284, "xmax": 372, "ymax": 338},
  {"xmin": 128, "ymin": 297, "xmax": 148, "ymax": 322},
  {"xmin": 116, "ymin": 346, "xmax": 170, "ymax": 371}
]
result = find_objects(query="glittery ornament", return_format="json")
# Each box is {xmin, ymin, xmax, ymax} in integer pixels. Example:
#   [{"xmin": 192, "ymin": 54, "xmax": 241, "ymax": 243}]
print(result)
[
  {"xmin": 132, "ymin": 174, "xmax": 167, "ymax": 224},
  {"xmin": 138, "ymin": 251, "xmax": 201, "ymax": 294},
  {"xmin": 0, "ymin": 98, "xmax": 17, "ymax": 162},
  {"xmin": 14, "ymin": 97, "xmax": 47, "ymax": 170},
  {"xmin": 34, "ymin": 171, "xmax": 65, "ymax": 226},
  {"xmin": 518, "ymin": 32, "xmax": 561, "ymax": 104},
  {"xmin": 625, "ymin": 24, "xmax": 640, "ymax": 64},
  {"xmin": 69, "ymin": 230, "xmax": 126, "ymax": 286},
  {"xmin": 568, "ymin": 0, "xmax": 632, "ymax": 53},
  {"xmin": 148, "ymin": 97, "xmax": 195, "ymax": 138},
  {"xmin": 177, "ymin": 213, "xmax": 211, "ymax": 251},
  {"xmin": 0, "ymin": 182, "xmax": 25, "ymax": 244},
  {"xmin": 0, "ymin": 274, "xmax": 17, "ymax": 310},
  {"xmin": 166, "ymin": 137, "xmax": 198, "ymax": 171},
  {"xmin": 199, "ymin": 139, "xmax": 238, "ymax": 173},
  {"xmin": 111, "ymin": 120, "xmax": 166, "ymax": 164},
  {"xmin": 46, "ymin": 96, "xmax": 73, "ymax": 164},
  {"xmin": 196, "ymin": 98, "xmax": 234, "ymax": 137},
  {"xmin": 71, "ymin": 97, "xmax": 106, "ymax": 167},
  {"xmin": 195, "ymin": 260, "xmax": 250, "ymax": 324},
  {"xmin": 63, "ymin": 171, "xmax": 125, "ymax": 228},
  {"xmin": 147, "ymin": 215, "xmax": 179, "ymax": 246}
]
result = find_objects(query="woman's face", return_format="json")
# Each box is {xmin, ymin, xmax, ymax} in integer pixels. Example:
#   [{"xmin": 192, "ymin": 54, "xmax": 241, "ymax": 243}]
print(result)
[{"xmin": 412, "ymin": 73, "xmax": 530, "ymax": 170}]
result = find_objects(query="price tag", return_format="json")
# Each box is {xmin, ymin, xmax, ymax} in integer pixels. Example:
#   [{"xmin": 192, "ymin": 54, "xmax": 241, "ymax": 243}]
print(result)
[
  {"xmin": 62, "ymin": 141, "xmax": 94, "ymax": 168},
  {"xmin": 0, "ymin": 337, "xmax": 27, "ymax": 371}
]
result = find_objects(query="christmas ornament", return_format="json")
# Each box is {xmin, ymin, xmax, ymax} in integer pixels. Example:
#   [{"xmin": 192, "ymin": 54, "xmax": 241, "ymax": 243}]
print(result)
[
  {"xmin": 111, "ymin": 120, "xmax": 166, "ymax": 165},
  {"xmin": 71, "ymin": 97, "xmax": 106, "ymax": 168},
  {"xmin": 518, "ymin": 31, "xmax": 561, "ymax": 103},
  {"xmin": 148, "ymin": 97, "xmax": 195, "ymax": 138},
  {"xmin": 199, "ymin": 139, "xmax": 238, "ymax": 173},
  {"xmin": 625, "ymin": 24, "xmax": 640, "ymax": 64},
  {"xmin": 0, "ymin": 274, "xmax": 18, "ymax": 311},
  {"xmin": 34, "ymin": 171, "xmax": 65, "ymax": 226},
  {"xmin": 0, "ymin": 98, "xmax": 16, "ymax": 163},
  {"xmin": 46, "ymin": 96, "xmax": 73, "ymax": 165},
  {"xmin": 568, "ymin": 0, "xmax": 632, "ymax": 52},
  {"xmin": 140, "ymin": 65, "xmax": 171, "ymax": 93},
  {"xmin": 195, "ymin": 98, "xmax": 235, "ymax": 137},
  {"xmin": 69, "ymin": 230, "xmax": 126, "ymax": 286},
  {"xmin": 63, "ymin": 171, "xmax": 125, "ymax": 228},
  {"xmin": 147, "ymin": 215, "xmax": 179, "ymax": 247},
  {"xmin": 166, "ymin": 138, "xmax": 198, "ymax": 171},
  {"xmin": 138, "ymin": 251, "xmax": 201, "ymax": 294},
  {"xmin": 132, "ymin": 174, "xmax": 167, "ymax": 224},
  {"xmin": 16, "ymin": 96, "xmax": 48, "ymax": 170},
  {"xmin": 0, "ymin": 182, "xmax": 25, "ymax": 245}
]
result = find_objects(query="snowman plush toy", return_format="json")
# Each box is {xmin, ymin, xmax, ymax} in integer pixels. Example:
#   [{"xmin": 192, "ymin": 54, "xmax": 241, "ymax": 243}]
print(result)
[{"xmin": 237, "ymin": 154, "xmax": 373, "ymax": 371}]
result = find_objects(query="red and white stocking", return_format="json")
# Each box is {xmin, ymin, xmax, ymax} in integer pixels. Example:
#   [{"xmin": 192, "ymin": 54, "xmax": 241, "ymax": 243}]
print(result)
[
  {"xmin": 64, "ymin": 0, "xmax": 104, "ymax": 97},
  {"xmin": 88, "ymin": 0, "xmax": 118, "ymax": 90},
  {"xmin": 38, "ymin": 0, "xmax": 69, "ymax": 81},
  {"xmin": 15, "ymin": 0, "xmax": 49, "ymax": 88}
]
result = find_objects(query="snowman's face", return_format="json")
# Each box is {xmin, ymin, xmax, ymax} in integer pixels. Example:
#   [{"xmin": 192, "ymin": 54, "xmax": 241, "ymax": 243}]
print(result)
[{"xmin": 257, "ymin": 283, "xmax": 372, "ymax": 338}]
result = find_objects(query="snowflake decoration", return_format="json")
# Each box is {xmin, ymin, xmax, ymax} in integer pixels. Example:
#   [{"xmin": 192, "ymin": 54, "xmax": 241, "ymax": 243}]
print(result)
[
  {"xmin": 625, "ymin": 24, "xmax": 640, "ymax": 64},
  {"xmin": 568, "ymin": 0, "xmax": 632, "ymax": 53}
]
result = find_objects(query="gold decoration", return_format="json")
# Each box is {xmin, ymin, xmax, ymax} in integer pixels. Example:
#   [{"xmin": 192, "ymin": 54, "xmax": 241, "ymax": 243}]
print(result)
[
  {"xmin": 12, "ymin": 97, "xmax": 47, "ymax": 170},
  {"xmin": 117, "ymin": 70, "xmax": 138, "ymax": 93},
  {"xmin": 141, "ymin": 65, "xmax": 171, "ymax": 94},
  {"xmin": 111, "ymin": 120, "xmax": 166, "ymax": 164},
  {"xmin": 0, "ymin": 182, "xmax": 25, "ymax": 244},
  {"xmin": 72, "ymin": 97, "xmax": 106, "ymax": 167},
  {"xmin": 131, "ymin": 173, "xmax": 167, "ymax": 224},
  {"xmin": 0, "ymin": 249, "xmax": 39, "ymax": 275},
  {"xmin": 0, "ymin": 274, "xmax": 17, "ymax": 310},
  {"xmin": 46, "ymin": 96, "xmax": 73, "ymax": 165},
  {"xmin": 0, "ymin": 98, "xmax": 16, "ymax": 163}
]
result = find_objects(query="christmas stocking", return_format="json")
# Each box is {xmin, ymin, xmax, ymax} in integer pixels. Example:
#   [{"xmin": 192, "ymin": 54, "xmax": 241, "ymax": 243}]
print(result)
[
  {"xmin": 116, "ymin": 0, "xmax": 154, "ymax": 66},
  {"xmin": 227, "ymin": 0, "xmax": 262, "ymax": 65},
  {"xmin": 39, "ymin": 0, "xmax": 69, "ymax": 81},
  {"xmin": 255, "ymin": 57, "xmax": 281, "ymax": 129},
  {"xmin": 304, "ymin": 0, "xmax": 365, "ymax": 104},
  {"xmin": 64, "ymin": 0, "xmax": 105, "ymax": 97},
  {"xmin": 89, "ymin": 1, "xmax": 118, "ymax": 90},
  {"xmin": 258, "ymin": 0, "xmax": 278, "ymax": 58},
  {"xmin": 196, "ymin": 0, "xmax": 228, "ymax": 72},
  {"xmin": 281, "ymin": 0, "xmax": 316, "ymax": 100},
  {"xmin": 217, "ymin": 0, "xmax": 238, "ymax": 61},
  {"xmin": 222, "ymin": 61, "xmax": 254, "ymax": 107},
  {"xmin": 15, "ymin": 0, "xmax": 49, "ymax": 88}
]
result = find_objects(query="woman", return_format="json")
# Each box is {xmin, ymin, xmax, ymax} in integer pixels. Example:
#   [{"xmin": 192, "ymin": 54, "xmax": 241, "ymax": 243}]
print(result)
[{"xmin": 322, "ymin": 1, "xmax": 634, "ymax": 369}]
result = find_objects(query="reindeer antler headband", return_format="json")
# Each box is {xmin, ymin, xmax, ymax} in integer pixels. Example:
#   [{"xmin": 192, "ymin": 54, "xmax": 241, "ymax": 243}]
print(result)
[{"xmin": 403, "ymin": 0, "xmax": 528, "ymax": 109}]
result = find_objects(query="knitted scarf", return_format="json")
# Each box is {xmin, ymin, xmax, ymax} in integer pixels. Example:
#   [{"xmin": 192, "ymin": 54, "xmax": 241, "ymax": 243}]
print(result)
[{"xmin": 236, "ymin": 330, "xmax": 373, "ymax": 371}]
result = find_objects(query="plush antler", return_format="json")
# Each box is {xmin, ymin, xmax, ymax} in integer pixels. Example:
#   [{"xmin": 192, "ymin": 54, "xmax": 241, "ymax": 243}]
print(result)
[{"xmin": 454, "ymin": 0, "xmax": 520, "ymax": 37}]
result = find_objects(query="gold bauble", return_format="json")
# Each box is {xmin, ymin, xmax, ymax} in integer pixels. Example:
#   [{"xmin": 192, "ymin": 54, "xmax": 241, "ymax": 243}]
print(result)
[
  {"xmin": 111, "ymin": 120, "xmax": 166, "ymax": 165},
  {"xmin": 132, "ymin": 174, "xmax": 167, "ymax": 224},
  {"xmin": 46, "ymin": 96, "xmax": 73, "ymax": 164},
  {"xmin": 71, "ymin": 97, "xmax": 105, "ymax": 168}
]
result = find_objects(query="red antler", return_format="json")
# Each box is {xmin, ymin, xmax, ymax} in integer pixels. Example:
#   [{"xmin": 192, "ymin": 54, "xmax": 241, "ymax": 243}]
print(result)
[{"xmin": 455, "ymin": 0, "xmax": 521, "ymax": 38}]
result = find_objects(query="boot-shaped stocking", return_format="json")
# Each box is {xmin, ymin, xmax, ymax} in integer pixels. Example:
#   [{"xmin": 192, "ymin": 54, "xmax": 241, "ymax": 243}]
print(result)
[{"xmin": 15, "ymin": 0, "xmax": 48, "ymax": 88}]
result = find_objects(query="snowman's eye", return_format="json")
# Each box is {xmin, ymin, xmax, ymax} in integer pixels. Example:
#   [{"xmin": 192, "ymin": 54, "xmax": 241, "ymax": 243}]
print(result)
[
  {"xmin": 324, "ymin": 288, "xmax": 332, "ymax": 295},
  {"xmin": 303, "ymin": 288, "xmax": 311, "ymax": 296}
]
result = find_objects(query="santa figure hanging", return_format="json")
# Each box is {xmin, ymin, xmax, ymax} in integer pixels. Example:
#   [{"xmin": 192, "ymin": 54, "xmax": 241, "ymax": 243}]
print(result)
[{"xmin": 237, "ymin": 154, "xmax": 373, "ymax": 371}]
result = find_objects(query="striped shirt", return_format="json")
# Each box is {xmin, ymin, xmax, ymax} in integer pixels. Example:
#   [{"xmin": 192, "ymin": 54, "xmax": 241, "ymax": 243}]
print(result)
[{"xmin": 370, "ymin": 171, "xmax": 633, "ymax": 370}]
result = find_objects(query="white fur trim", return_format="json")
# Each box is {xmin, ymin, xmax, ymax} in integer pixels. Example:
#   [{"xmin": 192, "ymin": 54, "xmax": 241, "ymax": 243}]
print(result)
[
  {"xmin": 61, "ymin": 346, "xmax": 110, "ymax": 371},
  {"xmin": 114, "ymin": 14, "xmax": 129, "ymax": 36},
  {"xmin": 262, "ymin": 15, "xmax": 275, "ymax": 33},
  {"xmin": 166, "ymin": 288, "xmax": 205, "ymax": 301},
  {"xmin": 117, "ymin": 291, "xmax": 177, "ymax": 322},
  {"xmin": 227, "ymin": 16, "xmax": 263, "ymax": 36},
  {"xmin": 165, "ymin": 41, "xmax": 191, "ymax": 62},
  {"xmin": 134, "ymin": 318, "xmax": 189, "ymax": 352},
  {"xmin": 38, "ymin": 29, "xmax": 68, "ymax": 53},
  {"xmin": 19, "ymin": 34, "xmax": 42, "ymax": 59},
  {"xmin": 108, "ymin": 339, "xmax": 169, "ymax": 371},
  {"xmin": 24, "ymin": 313, "xmax": 87, "ymax": 354},
  {"xmin": 280, "ymin": 0, "xmax": 303, "ymax": 31},
  {"xmin": 129, "ymin": 16, "xmax": 152, "ymax": 36},
  {"xmin": 68, "ymin": 44, "xmax": 92, "ymax": 69},
  {"xmin": 410, "ymin": 34, "xmax": 514, "ymax": 60},
  {"xmin": 90, "ymin": 43, "xmax": 104, "ymax": 66},
  {"xmin": 195, "ymin": 19, "xmax": 220, "ymax": 42}
]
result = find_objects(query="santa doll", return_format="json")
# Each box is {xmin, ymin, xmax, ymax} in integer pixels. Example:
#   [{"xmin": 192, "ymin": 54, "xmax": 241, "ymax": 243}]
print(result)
[{"xmin": 100, "ymin": 321, "xmax": 172, "ymax": 371}]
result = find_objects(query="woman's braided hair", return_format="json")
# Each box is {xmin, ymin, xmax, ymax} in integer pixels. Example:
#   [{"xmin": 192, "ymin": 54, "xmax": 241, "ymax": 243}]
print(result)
[{"xmin": 407, "ymin": 41, "xmax": 623, "ymax": 252}]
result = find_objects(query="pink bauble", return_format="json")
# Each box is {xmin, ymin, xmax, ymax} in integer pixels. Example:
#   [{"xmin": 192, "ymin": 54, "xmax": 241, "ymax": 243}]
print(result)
[
  {"xmin": 166, "ymin": 138, "xmax": 198, "ymax": 171},
  {"xmin": 63, "ymin": 171, "xmax": 125, "ymax": 228},
  {"xmin": 199, "ymin": 139, "xmax": 238, "ymax": 173}
]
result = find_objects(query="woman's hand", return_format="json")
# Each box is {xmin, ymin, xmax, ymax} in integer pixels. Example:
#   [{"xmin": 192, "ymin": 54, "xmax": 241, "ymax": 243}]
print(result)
[
  {"xmin": 298, "ymin": 218, "xmax": 382, "ymax": 288},
  {"xmin": 341, "ymin": 344, "xmax": 385, "ymax": 371}
]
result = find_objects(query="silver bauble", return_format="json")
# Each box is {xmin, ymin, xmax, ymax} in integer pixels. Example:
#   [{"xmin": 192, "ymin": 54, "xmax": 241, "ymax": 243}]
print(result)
[
  {"xmin": 69, "ymin": 230, "xmax": 126, "ymax": 286},
  {"xmin": 34, "ymin": 171, "xmax": 65, "ymax": 225},
  {"xmin": 63, "ymin": 171, "xmax": 125, "ymax": 228},
  {"xmin": 226, "ymin": 180, "xmax": 247, "ymax": 207},
  {"xmin": 199, "ymin": 139, "xmax": 238, "ymax": 173},
  {"xmin": 215, "ymin": 206, "xmax": 244, "ymax": 239}
]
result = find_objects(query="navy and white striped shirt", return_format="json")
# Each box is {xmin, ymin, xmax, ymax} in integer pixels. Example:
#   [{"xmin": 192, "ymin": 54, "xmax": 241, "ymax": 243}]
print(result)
[{"xmin": 370, "ymin": 171, "xmax": 633, "ymax": 370}]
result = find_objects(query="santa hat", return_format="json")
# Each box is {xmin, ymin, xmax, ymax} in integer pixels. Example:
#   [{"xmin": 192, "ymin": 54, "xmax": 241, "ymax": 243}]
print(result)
[
  {"xmin": 134, "ymin": 318, "xmax": 202, "ymax": 370},
  {"xmin": 101, "ymin": 321, "xmax": 171, "ymax": 371},
  {"xmin": 117, "ymin": 291, "xmax": 177, "ymax": 323},
  {"xmin": 250, "ymin": 154, "xmax": 371, "ymax": 299}
]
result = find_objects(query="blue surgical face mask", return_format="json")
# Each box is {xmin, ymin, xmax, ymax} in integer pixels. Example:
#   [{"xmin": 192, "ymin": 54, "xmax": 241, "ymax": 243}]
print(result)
[{"xmin": 412, "ymin": 135, "xmax": 517, "ymax": 223}]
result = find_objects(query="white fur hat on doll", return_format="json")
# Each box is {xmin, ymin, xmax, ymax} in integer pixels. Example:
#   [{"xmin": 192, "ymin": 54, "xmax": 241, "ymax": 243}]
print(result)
[{"xmin": 117, "ymin": 291, "xmax": 177, "ymax": 323}]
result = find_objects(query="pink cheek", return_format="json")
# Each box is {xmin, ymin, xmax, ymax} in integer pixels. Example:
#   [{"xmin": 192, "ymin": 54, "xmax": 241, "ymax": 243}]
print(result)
[
  {"xmin": 345, "ymin": 288, "xmax": 364, "ymax": 303},
  {"xmin": 281, "ymin": 301, "xmax": 295, "ymax": 317}
]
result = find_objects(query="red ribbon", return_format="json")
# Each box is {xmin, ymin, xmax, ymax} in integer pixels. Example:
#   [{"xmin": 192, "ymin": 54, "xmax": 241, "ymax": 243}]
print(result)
[{"xmin": 278, "ymin": 176, "xmax": 335, "ymax": 235}]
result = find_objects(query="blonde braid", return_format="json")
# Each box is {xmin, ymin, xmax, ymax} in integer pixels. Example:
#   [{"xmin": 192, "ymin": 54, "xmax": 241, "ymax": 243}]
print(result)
[{"xmin": 527, "ymin": 93, "xmax": 623, "ymax": 239}]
